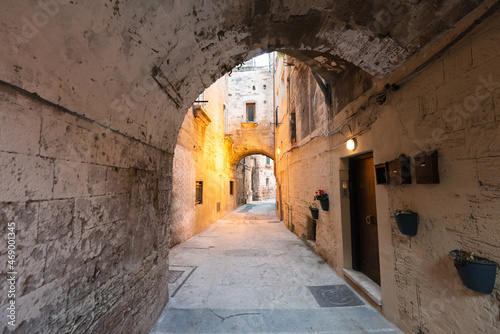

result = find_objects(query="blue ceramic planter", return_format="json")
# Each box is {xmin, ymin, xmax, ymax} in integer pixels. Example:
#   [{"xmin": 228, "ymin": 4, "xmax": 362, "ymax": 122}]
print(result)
[
  {"xmin": 395, "ymin": 212, "xmax": 418, "ymax": 236},
  {"xmin": 450, "ymin": 250, "xmax": 497, "ymax": 294},
  {"xmin": 319, "ymin": 199, "xmax": 329, "ymax": 211}
]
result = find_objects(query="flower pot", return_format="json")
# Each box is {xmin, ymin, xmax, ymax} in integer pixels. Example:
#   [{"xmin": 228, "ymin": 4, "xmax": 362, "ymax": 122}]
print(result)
[
  {"xmin": 319, "ymin": 199, "xmax": 329, "ymax": 211},
  {"xmin": 450, "ymin": 250, "xmax": 498, "ymax": 294},
  {"xmin": 310, "ymin": 208, "xmax": 319, "ymax": 219},
  {"xmin": 395, "ymin": 211, "xmax": 418, "ymax": 236}
]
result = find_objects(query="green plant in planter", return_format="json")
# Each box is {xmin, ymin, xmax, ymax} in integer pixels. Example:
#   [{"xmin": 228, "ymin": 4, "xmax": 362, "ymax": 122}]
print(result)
[
  {"xmin": 394, "ymin": 210, "xmax": 414, "ymax": 214},
  {"xmin": 314, "ymin": 189, "xmax": 329, "ymax": 211},
  {"xmin": 309, "ymin": 203, "xmax": 319, "ymax": 219},
  {"xmin": 449, "ymin": 249, "xmax": 498, "ymax": 294},
  {"xmin": 450, "ymin": 250, "xmax": 491, "ymax": 266}
]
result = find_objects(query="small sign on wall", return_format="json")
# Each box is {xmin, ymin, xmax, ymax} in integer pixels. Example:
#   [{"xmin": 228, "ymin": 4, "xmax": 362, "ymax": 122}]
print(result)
[{"xmin": 341, "ymin": 180, "xmax": 349, "ymax": 198}]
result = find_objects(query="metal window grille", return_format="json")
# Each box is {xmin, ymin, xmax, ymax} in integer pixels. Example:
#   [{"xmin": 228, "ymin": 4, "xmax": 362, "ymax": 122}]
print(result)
[{"xmin": 195, "ymin": 181, "xmax": 203, "ymax": 204}]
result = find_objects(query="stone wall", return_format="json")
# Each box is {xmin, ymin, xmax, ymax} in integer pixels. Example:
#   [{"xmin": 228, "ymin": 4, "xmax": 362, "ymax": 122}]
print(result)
[
  {"xmin": 0, "ymin": 1, "xmax": 497, "ymax": 333},
  {"xmin": 275, "ymin": 11, "xmax": 500, "ymax": 334},
  {"xmin": 170, "ymin": 76, "xmax": 243, "ymax": 247},
  {"xmin": 249, "ymin": 155, "xmax": 276, "ymax": 201},
  {"xmin": 226, "ymin": 67, "xmax": 275, "ymax": 162},
  {"xmin": 0, "ymin": 83, "xmax": 170, "ymax": 333},
  {"xmin": 170, "ymin": 63, "xmax": 278, "ymax": 247}
]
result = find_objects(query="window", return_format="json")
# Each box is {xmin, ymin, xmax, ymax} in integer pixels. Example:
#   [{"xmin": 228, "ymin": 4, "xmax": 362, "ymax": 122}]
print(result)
[
  {"xmin": 266, "ymin": 178, "xmax": 270, "ymax": 188},
  {"xmin": 275, "ymin": 106, "xmax": 279, "ymax": 127},
  {"xmin": 195, "ymin": 181, "xmax": 203, "ymax": 204},
  {"xmin": 290, "ymin": 111, "xmax": 296, "ymax": 145},
  {"xmin": 266, "ymin": 157, "xmax": 271, "ymax": 165},
  {"xmin": 246, "ymin": 103, "xmax": 255, "ymax": 122},
  {"xmin": 230, "ymin": 181, "xmax": 234, "ymax": 195}
]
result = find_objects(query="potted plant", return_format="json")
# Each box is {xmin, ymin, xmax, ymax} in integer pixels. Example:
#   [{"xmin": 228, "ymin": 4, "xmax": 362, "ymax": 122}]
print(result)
[
  {"xmin": 449, "ymin": 250, "xmax": 498, "ymax": 294},
  {"xmin": 309, "ymin": 204, "xmax": 319, "ymax": 219},
  {"xmin": 314, "ymin": 189, "xmax": 329, "ymax": 211},
  {"xmin": 394, "ymin": 210, "xmax": 418, "ymax": 236}
]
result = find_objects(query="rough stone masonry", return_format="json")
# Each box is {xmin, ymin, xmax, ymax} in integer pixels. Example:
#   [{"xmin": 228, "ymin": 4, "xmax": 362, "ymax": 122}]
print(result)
[{"xmin": 1, "ymin": 0, "xmax": 499, "ymax": 333}]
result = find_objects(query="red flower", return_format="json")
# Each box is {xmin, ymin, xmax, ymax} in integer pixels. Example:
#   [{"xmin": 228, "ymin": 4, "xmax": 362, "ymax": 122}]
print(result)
[{"xmin": 314, "ymin": 189, "xmax": 329, "ymax": 201}]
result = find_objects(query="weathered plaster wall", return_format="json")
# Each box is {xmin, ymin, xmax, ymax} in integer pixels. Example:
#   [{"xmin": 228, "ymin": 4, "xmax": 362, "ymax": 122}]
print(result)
[
  {"xmin": 0, "ymin": 84, "xmax": 170, "ymax": 333},
  {"xmin": 0, "ymin": 1, "xmax": 498, "ymax": 332},
  {"xmin": 227, "ymin": 67, "xmax": 275, "ymax": 162},
  {"xmin": 275, "ymin": 11, "xmax": 500, "ymax": 334},
  {"xmin": 170, "ymin": 76, "xmax": 243, "ymax": 248}
]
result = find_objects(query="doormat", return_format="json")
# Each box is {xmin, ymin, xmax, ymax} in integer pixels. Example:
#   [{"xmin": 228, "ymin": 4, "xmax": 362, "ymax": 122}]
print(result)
[
  {"xmin": 308, "ymin": 285, "xmax": 364, "ymax": 307},
  {"xmin": 168, "ymin": 270, "xmax": 184, "ymax": 284}
]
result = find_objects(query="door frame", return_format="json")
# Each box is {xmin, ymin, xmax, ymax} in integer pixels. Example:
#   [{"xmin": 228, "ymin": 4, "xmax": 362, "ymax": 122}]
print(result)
[
  {"xmin": 349, "ymin": 153, "xmax": 380, "ymax": 283},
  {"xmin": 340, "ymin": 152, "xmax": 381, "ymax": 283}
]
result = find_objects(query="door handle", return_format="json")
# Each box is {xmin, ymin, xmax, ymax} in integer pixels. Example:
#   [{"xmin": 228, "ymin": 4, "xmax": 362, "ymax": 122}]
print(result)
[{"xmin": 365, "ymin": 215, "xmax": 376, "ymax": 225}]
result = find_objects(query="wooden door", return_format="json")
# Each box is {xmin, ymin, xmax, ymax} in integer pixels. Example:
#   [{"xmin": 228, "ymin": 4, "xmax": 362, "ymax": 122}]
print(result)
[{"xmin": 350, "ymin": 153, "xmax": 380, "ymax": 285}]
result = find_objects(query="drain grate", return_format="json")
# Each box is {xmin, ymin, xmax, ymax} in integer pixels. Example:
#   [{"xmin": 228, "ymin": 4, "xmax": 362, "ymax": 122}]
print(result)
[
  {"xmin": 268, "ymin": 220, "xmax": 281, "ymax": 224},
  {"xmin": 308, "ymin": 285, "xmax": 364, "ymax": 307},
  {"xmin": 168, "ymin": 270, "xmax": 184, "ymax": 284}
]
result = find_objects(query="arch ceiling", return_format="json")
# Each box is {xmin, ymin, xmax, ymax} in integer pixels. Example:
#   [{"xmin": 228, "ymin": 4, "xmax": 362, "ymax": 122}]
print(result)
[
  {"xmin": 0, "ymin": 0, "xmax": 493, "ymax": 151},
  {"xmin": 231, "ymin": 149, "xmax": 275, "ymax": 167}
]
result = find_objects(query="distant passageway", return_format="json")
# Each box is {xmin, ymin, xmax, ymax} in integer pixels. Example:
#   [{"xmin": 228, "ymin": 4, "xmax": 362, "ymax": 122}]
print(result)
[{"xmin": 150, "ymin": 200, "xmax": 401, "ymax": 334}]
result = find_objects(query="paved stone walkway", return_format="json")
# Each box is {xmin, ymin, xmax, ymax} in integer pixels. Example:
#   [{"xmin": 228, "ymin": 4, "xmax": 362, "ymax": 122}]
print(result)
[{"xmin": 150, "ymin": 200, "xmax": 402, "ymax": 334}]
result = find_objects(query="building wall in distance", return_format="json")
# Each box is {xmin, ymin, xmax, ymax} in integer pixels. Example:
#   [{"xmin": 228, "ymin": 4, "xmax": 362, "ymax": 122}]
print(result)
[
  {"xmin": 170, "ymin": 63, "xmax": 277, "ymax": 247},
  {"xmin": 226, "ymin": 66, "xmax": 275, "ymax": 161},
  {"xmin": 246, "ymin": 155, "xmax": 276, "ymax": 201},
  {"xmin": 170, "ymin": 75, "xmax": 244, "ymax": 248}
]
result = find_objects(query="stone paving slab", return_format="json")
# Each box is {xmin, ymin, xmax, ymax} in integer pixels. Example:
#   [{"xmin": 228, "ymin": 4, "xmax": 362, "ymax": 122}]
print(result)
[
  {"xmin": 151, "ymin": 308, "xmax": 403, "ymax": 334},
  {"xmin": 150, "ymin": 200, "xmax": 402, "ymax": 334}
]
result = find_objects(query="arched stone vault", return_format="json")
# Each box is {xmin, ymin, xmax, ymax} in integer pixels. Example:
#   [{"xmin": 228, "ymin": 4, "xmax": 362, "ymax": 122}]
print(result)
[
  {"xmin": 231, "ymin": 149, "xmax": 275, "ymax": 168},
  {"xmin": 1, "ymin": 0, "xmax": 491, "ymax": 152},
  {"xmin": 1, "ymin": 0, "xmax": 498, "ymax": 332}
]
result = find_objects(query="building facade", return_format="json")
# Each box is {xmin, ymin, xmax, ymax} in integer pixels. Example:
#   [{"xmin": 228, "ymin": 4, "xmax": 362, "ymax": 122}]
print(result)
[
  {"xmin": 1, "ymin": 1, "xmax": 499, "ymax": 333},
  {"xmin": 170, "ymin": 75, "xmax": 246, "ymax": 247},
  {"xmin": 242, "ymin": 154, "xmax": 276, "ymax": 202},
  {"xmin": 274, "ymin": 14, "xmax": 500, "ymax": 333},
  {"xmin": 170, "ymin": 61, "xmax": 276, "ymax": 247}
]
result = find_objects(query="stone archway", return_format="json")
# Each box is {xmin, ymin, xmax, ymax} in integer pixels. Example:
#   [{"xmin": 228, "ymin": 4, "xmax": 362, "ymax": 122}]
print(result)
[
  {"xmin": 0, "ymin": 1, "xmax": 497, "ymax": 333},
  {"xmin": 230, "ymin": 149, "xmax": 275, "ymax": 168}
]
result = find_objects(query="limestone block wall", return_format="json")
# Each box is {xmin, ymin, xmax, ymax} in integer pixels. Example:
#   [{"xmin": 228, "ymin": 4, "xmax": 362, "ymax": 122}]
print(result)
[
  {"xmin": 0, "ymin": 84, "xmax": 170, "ymax": 333},
  {"xmin": 170, "ymin": 75, "xmax": 242, "ymax": 247},
  {"xmin": 0, "ymin": 1, "xmax": 497, "ymax": 333},
  {"xmin": 227, "ymin": 68, "xmax": 275, "ymax": 161},
  {"xmin": 275, "ymin": 12, "xmax": 500, "ymax": 334},
  {"xmin": 274, "ymin": 56, "xmax": 331, "ymax": 235}
]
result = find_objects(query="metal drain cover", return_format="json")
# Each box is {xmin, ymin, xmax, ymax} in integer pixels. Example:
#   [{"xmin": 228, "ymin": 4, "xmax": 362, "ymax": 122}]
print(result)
[
  {"xmin": 168, "ymin": 270, "xmax": 184, "ymax": 284},
  {"xmin": 268, "ymin": 220, "xmax": 280, "ymax": 224},
  {"xmin": 308, "ymin": 285, "xmax": 364, "ymax": 307}
]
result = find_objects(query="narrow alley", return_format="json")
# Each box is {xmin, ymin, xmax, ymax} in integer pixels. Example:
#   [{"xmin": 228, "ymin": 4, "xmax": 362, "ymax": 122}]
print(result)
[{"xmin": 150, "ymin": 200, "xmax": 401, "ymax": 334}]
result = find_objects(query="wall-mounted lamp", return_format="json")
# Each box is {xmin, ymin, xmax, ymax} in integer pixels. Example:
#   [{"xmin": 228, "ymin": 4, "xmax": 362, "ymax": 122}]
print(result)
[
  {"xmin": 277, "ymin": 148, "xmax": 281, "ymax": 155},
  {"xmin": 346, "ymin": 138, "xmax": 357, "ymax": 151}
]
